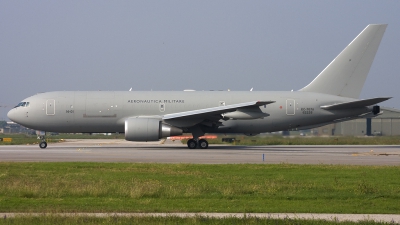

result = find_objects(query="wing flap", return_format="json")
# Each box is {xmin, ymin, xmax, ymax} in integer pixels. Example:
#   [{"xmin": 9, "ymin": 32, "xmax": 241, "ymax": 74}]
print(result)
[{"xmin": 320, "ymin": 97, "xmax": 391, "ymax": 110}]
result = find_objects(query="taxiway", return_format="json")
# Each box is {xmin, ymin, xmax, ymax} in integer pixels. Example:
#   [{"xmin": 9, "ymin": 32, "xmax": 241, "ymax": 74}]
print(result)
[{"xmin": 0, "ymin": 139, "xmax": 399, "ymax": 165}]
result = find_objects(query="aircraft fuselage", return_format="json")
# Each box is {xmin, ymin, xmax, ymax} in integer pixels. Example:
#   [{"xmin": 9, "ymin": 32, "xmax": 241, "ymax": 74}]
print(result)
[{"xmin": 8, "ymin": 91, "xmax": 370, "ymax": 134}]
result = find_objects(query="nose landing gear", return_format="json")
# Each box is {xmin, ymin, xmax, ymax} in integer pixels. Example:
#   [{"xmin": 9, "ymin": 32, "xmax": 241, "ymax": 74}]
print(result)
[
  {"xmin": 37, "ymin": 133, "xmax": 47, "ymax": 149},
  {"xmin": 39, "ymin": 141, "xmax": 47, "ymax": 149}
]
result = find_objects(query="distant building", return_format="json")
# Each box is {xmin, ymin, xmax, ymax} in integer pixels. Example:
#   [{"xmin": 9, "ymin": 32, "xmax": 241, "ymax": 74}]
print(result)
[
  {"xmin": 0, "ymin": 122, "xmax": 34, "ymax": 134},
  {"xmin": 312, "ymin": 107, "xmax": 400, "ymax": 136}
]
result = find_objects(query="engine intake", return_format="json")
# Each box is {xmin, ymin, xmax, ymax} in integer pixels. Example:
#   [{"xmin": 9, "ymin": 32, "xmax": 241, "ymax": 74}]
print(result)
[{"xmin": 125, "ymin": 118, "xmax": 182, "ymax": 141}]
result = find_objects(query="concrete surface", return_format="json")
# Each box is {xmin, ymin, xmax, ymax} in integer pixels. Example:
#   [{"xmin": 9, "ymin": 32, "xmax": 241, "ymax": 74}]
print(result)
[{"xmin": 0, "ymin": 139, "xmax": 399, "ymax": 165}]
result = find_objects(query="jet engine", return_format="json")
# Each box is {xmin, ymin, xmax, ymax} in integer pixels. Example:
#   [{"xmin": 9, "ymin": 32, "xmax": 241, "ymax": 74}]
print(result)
[
  {"xmin": 125, "ymin": 118, "xmax": 182, "ymax": 141},
  {"xmin": 372, "ymin": 105, "xmax": 380, "ymax": 115}
]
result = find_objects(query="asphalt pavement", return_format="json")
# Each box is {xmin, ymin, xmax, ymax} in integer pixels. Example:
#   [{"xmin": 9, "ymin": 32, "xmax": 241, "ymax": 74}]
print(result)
[{"xmin": 0, "ymin": 139, "xmax": 399, "ymax": 165}]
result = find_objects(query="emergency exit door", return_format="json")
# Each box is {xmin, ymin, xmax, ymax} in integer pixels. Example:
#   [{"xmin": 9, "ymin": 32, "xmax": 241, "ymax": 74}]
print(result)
[
  {"xmin": 46, "ymin": 99, "xmax": 55, "ymax": 115},
  {"xmin": 286, "ymin": 99, "xmax": 295, "ymax": 115}
]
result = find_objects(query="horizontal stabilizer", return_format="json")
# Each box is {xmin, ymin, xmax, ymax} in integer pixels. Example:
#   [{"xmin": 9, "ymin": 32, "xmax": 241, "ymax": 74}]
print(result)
[{"xmin": 320, "ymin": 97, "xmax": 391, "ymax": 110}]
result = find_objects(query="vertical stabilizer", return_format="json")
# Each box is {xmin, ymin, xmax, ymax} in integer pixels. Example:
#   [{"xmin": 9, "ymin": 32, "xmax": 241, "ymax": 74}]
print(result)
[{"xmin": 299, "ymin": 24, "xmax": 387, "ymax": 98}]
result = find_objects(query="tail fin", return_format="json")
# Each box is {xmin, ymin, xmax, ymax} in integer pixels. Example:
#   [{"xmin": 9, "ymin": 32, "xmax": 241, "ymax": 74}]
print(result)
[{"xmin": 299, "ymin": 24, "xmax": 387, "ymax": 98}]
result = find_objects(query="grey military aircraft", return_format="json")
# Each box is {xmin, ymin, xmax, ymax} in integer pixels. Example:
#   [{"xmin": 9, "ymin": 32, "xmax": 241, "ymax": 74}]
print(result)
[{"xmin": 8, "ymin": 24, "xmax": 390, "ymax": 149}]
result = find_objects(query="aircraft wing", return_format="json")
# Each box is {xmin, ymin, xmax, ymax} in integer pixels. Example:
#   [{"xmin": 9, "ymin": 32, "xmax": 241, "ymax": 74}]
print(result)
[
  {"xmin": 164, "ymin": 101, "xmax": 274, "ymax": 120},
  {"xmin": 320, "ymin": 97, "xmax": 391, "ymax": 110}
]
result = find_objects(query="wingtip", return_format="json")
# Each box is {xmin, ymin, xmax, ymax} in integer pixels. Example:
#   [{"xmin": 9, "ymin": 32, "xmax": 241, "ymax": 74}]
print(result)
[
  {"xmin": 368, "ymin": 24, "xmax": 388, "ymax": 26},
  {"xmin": 378, "ymin": 97, "xmax": 392, "ymax": 100}
]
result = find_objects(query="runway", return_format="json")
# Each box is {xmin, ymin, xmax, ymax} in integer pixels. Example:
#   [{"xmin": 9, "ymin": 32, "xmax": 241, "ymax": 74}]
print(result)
[{"xmin": 0, "ymin": 139, "xmax": 399, "ymax": 165}]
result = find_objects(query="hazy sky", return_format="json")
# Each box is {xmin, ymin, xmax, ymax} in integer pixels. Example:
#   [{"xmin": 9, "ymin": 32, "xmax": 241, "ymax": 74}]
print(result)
[{"xmin": 1, "ymin": 1, "xmax": 399, "ymax": 120}]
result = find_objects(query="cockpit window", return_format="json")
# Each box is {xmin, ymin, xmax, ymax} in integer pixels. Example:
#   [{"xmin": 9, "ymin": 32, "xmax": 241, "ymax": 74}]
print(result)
[{"xmin": 14, "ymin": 102, "xmax": 30, "ymax": 108}]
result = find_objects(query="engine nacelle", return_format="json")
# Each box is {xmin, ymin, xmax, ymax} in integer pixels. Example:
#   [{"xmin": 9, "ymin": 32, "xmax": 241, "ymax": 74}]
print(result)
[
  {"xmin": 372, "ymin": 105, "xmax": 380, "ymax": 115},
  {"xmin": 223, "ymin": 108, "xmax": 269, "ymax": 120},
  {"xmin": 224, "ymin": 111, "xmax": 268, "ymax": 120},
  {"xmin": 125, "ymin": 118, "xmax": 182, "ymax": 141}
]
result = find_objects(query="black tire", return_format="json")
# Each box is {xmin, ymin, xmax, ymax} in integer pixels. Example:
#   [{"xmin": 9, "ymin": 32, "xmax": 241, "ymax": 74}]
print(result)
[
  {"xmin": 39, "ymin": 142, "xmax": 47, "ymax": 149},
  {"xmin": 198, "ymin": 139, "xmax": 208, "ymax": 149},
  {"xmin": 187, "ymin": 139, "xmax": 197, "ymax": 149}
]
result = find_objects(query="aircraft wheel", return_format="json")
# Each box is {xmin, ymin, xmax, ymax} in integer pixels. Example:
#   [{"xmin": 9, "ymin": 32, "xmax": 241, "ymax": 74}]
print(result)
[
  {"xmin": 187, "ymin": 139, "xmax": 197, "ymax": 149},
  {"xmin": 198, "ymin": 139, "xmax": 208, "ymax": 149},
  {"xmin": 39, "ymin": 142, "xmax": 47, "ymax": 149}
]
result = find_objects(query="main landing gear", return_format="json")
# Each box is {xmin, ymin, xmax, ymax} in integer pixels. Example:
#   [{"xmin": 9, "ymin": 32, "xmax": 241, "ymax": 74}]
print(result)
[{"xmin": 187, "ymin": 138, "xmax": 208, "ymax": 149}]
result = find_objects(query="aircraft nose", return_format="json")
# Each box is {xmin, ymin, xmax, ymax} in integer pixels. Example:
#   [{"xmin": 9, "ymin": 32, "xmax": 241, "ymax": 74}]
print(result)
[{"xmin": 7, "ymin": 108, "xmax": 17, "ymax": 122}]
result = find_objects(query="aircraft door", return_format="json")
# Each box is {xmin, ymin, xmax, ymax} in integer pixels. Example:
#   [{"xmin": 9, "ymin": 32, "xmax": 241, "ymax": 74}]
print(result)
[
  {"xmin": 286, "ymin": 99, "xmax": 295, "ymax": 115},
  {"xmin": 46, "ymin": 99, "xmax": 55, "ymax": 115}
]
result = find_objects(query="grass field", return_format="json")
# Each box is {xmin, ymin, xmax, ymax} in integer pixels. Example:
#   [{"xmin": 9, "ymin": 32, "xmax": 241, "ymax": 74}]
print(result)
[
  {"xmin": 0, "ymin": 215, "xmax": 391, "ymax": 225},
  {"xmin": 0, "ymin": 163, "xmax": 399, "ymax": 214}
]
